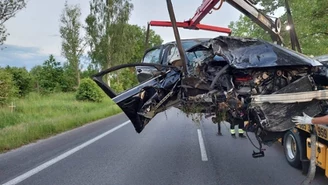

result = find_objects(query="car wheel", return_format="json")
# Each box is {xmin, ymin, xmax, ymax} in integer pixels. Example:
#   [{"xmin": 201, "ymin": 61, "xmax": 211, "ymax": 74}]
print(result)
[{"xmin": 283, "ymin": 130, "xmax": 302, "ymax": 168}]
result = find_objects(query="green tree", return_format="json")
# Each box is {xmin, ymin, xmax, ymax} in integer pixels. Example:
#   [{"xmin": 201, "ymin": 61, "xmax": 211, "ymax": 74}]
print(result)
[
  {"xmin": 109, "ymin": 67, "xmax": 138, "ymax": 93},
  {"xmin": 84, "ymin": 0, "xmax": 163, "ymax": 90},
  {"xmin": 85, "ymin": 0, "xmax": 134, "ymax": 88},
  {"xmin": 0, "ymin": 0, "xmax": 26, "ymax": 45},
  {"xmin": 121, "ymin": 24, "xmax": 163, "ymax": 63},
  {"xmin": 29, "ymin": 65, "xmax": 43, "ymax": 93},
  {"xmin": 0, "ymin": 68, "xmax": 17, "ymax": 105},
  {"xmin": 228, "ymin": 0, "xmax": 288, "ymax": 43},
  {"xmin": 31, "ymin": 55, "xmax": 64, "ymax": 93},
  {"xmin": 61, "ymin": 63, "xmax": 77, "ymax": 92},
  {"xmin": 31, "ymin": 55, "xmax": 77, "ymax": 93},
  {"xmin": 228, "ymin": 15, "xmax": 272, "ymax": 41},
  {"xmin": 228, "ymin": 0, "xmax": 328, "ymax": 56},
  {"xmin": 120, "ymin": 67, "xmax": 138, "ymax": 90},
  {"xmin": 60, "ymin": 1, "xmax": 84, "ymax": 86},
  {"xmin": 253, "ymin": 0, "xmax": 284, "ymax": 15},
  {"xmin": 4, "ymin": 66, "xmax": 32, "ymax": 97},
  {"xmin": 287, "ymin": 0, "xmax": 328, "ymax": 55},
  {"xmin": 98, "ymin": 24, "xmax": 163, "ymax": 93},
  {"xmin": 143, "ymin": 26, "xmax": 163, "ymax": 49},
  {"xmin": 85, "ymin": 0, "xmax": 133, "ymax": 70},
  {"xmin": 81, "ymin": 63, "xmax": 99, "ymax": 79}
]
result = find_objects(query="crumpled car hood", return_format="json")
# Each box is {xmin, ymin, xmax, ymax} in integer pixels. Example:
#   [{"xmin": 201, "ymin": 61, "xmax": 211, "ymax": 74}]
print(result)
[{"xmin": 189, "ymin": 36, "xmax": 322, "ymax": 69}]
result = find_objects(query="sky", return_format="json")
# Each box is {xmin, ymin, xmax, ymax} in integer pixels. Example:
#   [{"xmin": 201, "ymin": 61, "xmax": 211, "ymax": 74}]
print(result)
[{"xmin": 0, "ymin": 0, "xmax": 241, "ymax": 70}]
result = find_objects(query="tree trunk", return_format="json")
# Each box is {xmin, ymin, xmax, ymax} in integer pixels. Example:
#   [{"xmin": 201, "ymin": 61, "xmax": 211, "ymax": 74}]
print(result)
[
  {"xmin": 106, "ymin": 0, "xmax": 111, "ymax": 86},
  {"xmin": 106, "ymin": 35, "xmax": 111, "ymax": 86},
  {"xmin": 106, "ymin": 63, "xmax": 111, "ymax": 87},
  {"xmin": 37, "ymin": 80, "xmax": 40, "ymax": 94},
  {"xmin": 76, "ymin": 59, "xmax": 80, "ymax": 87},
  {"xmin": 77, "ymin": 70, "xmax": 80, "ymax": 87}
]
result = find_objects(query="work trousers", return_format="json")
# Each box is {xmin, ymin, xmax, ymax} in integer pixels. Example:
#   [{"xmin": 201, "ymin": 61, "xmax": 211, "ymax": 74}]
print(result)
[{"xmin": 230, "ymin": 118, "xmax": 244, "ymax": 135}]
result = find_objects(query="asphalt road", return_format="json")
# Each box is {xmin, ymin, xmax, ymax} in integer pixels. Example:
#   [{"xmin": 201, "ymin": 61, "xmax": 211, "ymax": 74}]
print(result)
[{"xmin": 1, "ymin": 108, "xmax": 328, "ymax": 185}]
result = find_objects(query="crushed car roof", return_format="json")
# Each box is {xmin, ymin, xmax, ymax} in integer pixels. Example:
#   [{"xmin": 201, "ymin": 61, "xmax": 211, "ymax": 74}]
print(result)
[{"xmin": 188, "ymin": 36, "xmax": 322, "ymax": 69}]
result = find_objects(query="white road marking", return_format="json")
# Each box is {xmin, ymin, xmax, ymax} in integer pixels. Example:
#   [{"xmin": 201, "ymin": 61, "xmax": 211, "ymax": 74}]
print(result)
[
  {"xmin": 3, "ymin": 120, "xmax": 130, "ymax": 185},
  {"xmin": 197, "ymin": 129, "xmax": 208, "ymax": 161}
]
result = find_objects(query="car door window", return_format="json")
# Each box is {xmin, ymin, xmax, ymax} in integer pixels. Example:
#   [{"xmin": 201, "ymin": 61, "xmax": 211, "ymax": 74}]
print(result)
[
  {"xmin": 166, "ymin": 46, "xmax": 179, "ymax": 64},
  {"xmin": 143, "ymin": 48, "xmax": 161, "ymax": 64}
]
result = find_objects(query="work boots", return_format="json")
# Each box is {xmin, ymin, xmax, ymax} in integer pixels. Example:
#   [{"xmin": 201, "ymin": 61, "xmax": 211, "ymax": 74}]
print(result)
[
  {"xmin": 238, "ymin": 128, "xmax": 246, "ymax": 138},
  {"xmin": 239, "ymin": 133, "xmax": 246, "ymax": 138}
]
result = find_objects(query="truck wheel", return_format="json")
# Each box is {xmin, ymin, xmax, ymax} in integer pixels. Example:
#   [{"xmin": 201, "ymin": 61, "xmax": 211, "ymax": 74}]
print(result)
[{"xmin": 283, "ymin": 130, "xmax": 302, "ymax": 168}]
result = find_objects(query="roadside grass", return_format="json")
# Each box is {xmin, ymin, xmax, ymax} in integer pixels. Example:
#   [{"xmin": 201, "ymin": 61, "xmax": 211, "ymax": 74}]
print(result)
[{"xmin": 0, "ymin": 92, "xmax": 122, "ymax": 153}]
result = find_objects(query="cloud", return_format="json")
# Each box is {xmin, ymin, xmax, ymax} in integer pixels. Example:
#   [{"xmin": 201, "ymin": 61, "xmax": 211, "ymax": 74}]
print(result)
[
  {"xmin": 0, "ymin": 44, "xmax": 61, "ymax": 70},
  {"xmin": 1, "ymin": 0, "xmax": 242, "ymax": 71}
]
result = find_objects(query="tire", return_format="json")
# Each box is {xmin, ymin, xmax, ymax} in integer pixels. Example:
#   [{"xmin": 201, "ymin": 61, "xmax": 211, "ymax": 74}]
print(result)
[{"xmin": 283, "ymin": 130, "xmax": 302, "ymax": 168}]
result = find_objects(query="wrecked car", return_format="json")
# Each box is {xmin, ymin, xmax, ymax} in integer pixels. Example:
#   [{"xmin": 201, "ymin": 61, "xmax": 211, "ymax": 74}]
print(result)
[{"xmin": 93, "ymin": 36, "xmax": 328, "ymax": 149}]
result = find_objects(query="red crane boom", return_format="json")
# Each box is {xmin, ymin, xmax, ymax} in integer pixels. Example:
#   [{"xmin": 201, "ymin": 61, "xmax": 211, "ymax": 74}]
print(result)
[
  {"xmin": 149, "ymin": 20, "xmax": 231, "ymax": 34},
  {"xmin": 148, "ymin": 0, "xmax": 286, "ymax": 45},
  {"xmin": 189, "ymin": 0, "xmax": 221, "ymax": 26},
  {"xmin": 150, "ymin": 0, "xmax": 231, "ymax": 34}
]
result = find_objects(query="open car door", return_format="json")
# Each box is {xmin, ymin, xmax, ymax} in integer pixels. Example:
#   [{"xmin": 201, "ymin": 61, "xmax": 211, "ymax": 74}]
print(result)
[{"xmin": 93, "ymin": 63, "xmax": 181, "ymax": 133}]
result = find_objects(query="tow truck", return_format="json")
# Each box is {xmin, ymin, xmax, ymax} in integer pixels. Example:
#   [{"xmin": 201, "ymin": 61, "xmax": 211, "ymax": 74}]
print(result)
[{"xmin": 144, "ymin": 0, "xmax": 328, "ymax": 179}]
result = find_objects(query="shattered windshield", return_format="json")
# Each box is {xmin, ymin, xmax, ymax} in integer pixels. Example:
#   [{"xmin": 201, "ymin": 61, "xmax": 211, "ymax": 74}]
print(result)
[
  {"xmin": 166, "ymin": 39, "xmax": 212, "ymax": 65},
  {"xmin": 186, "ymin": 50, "xmax": 212, "ymax": 64}
]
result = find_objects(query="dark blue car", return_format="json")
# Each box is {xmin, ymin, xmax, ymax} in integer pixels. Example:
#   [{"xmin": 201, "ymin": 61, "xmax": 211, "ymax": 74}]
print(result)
[{"xmin": 93, "ymin": 36, "xmax": 324, "ymax": 139}]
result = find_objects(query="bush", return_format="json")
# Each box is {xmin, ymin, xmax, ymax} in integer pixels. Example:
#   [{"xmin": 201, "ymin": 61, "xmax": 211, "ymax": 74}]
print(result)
[
  {"xmin": 30, "ymin": 55, "xmax": 75, "ymax": 94},
  {"xmin": 76, "ymin": 78, "xmax": 104, "ymax": 102},
  {"xmin": 5, "ymin": 66, "xmax": 32, "ymax": 97},
  {"xmin": 0, "ymin": 69, "xmax": 17, "ymax": 105}
]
